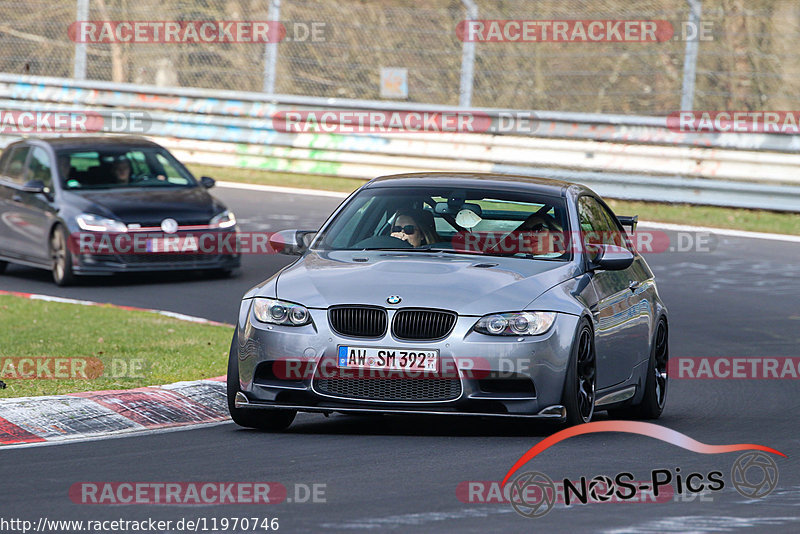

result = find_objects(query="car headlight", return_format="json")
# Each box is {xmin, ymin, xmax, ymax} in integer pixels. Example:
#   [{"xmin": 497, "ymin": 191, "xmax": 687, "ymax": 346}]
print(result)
[
  {"xmin": 253, "ymin": 298, "xmax": 311, "ymax": 326},
  {"xmin": 473, "ymin": 311, "xmax": 556, "ymax": 336},
  {"xmin": 75, "ymin": 213, "xmax": 128, "ymax": 233},
  {"xmin": 210, "ymin": 209, "xmax": 236, "ymax": 229}
]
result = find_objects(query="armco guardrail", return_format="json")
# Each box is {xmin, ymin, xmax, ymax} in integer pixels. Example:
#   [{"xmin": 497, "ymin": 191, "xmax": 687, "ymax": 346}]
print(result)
[{"xmin": 1, "ymin": 74, "xmax": 800, "ymax": 211}]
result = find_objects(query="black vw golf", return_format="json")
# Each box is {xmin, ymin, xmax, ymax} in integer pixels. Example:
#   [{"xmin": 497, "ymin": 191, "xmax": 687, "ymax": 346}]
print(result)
[{"xmin": 0, "ymin": 136, "xmax": 239, "ymax": 285}]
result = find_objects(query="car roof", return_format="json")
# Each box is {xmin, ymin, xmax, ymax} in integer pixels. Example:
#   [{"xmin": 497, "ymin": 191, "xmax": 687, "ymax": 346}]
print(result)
[
  {"xmin": 16, "ymin": 136, "xmax": 161, "ymax": 151},
  {"xmin": 364, "ymin": 172, "xmax": 575, "ymax": 197}
]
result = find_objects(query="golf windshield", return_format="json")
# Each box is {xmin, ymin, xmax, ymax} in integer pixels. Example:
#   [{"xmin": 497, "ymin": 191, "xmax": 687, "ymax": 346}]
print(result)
[{"xmin": 56, "ymin": 147, "xmax": 198, "ymax": 189}]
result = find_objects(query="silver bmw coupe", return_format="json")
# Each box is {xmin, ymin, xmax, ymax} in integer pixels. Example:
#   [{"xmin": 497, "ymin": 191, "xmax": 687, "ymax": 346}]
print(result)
[{"xmin": 228, "ymin": 173, "xmax": 668, "ymax": 429}]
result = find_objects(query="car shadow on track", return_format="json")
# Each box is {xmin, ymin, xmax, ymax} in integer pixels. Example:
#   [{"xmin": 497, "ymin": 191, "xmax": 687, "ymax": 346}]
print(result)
[{"xmin": 232, "ymin": 411, "xmax": 622, "ymax": 438}]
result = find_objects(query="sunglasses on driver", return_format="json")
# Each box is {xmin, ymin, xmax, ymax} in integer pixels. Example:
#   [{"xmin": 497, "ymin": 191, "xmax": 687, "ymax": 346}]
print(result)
[{"xmin": 392, "ymin": 224, "xmax": 417, "ymax": 235}]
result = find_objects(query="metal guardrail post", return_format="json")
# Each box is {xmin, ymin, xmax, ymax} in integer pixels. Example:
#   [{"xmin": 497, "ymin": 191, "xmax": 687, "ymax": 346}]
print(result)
[
  {"xmin": 263, "ymin": 0, "xmax": 281, "ymax": 94},
  {"xmin": 459, "ymin": 0, "xmax": 478, "ymax": 108},
  {"xmin": 680, "ymin": 0, "xmax": 702, "ymax": 111},
  {"xmin": 73, "ymin": 0, "xmax": 89, "ymax": 80}
]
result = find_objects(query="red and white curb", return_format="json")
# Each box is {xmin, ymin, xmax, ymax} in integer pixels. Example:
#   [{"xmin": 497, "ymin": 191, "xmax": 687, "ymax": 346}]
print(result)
[
  {"xmin": 0, "ymin": 376, "xmax": 229, "ymax": 447},
  {"xmin": 0, "ymin": 290, "xmax": 234, "ymax": 447}
]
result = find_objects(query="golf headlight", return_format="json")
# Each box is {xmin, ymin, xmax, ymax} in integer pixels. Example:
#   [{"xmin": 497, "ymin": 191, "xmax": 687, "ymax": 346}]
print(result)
[
  {"xmin": 474, "ymin": 311, "xmax": 556, "ymax": 336},
  {"xmin": 75, "ymin": 213, "xmax": 128, "ymax": 233},
  {"xmin": 210, "ymin": 209, "xmax": 236, "ymax": 229},
  {"xmin": 253, "ymin": 298, "xmax": 311, "ymax": 326}
]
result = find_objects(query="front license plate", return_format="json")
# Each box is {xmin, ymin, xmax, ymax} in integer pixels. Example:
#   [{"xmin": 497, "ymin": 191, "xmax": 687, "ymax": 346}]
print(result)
[
  {"xmin": 337, "ymin": 346, "xmax": 438, "ymax": 372},
  {"xmin": 146, "ymin": 236, "xmax": 199, "ymax": 253}
]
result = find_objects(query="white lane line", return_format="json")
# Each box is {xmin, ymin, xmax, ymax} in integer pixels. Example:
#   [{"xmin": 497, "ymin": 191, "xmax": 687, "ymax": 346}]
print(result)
[
  {"xmin": 215, "ymin": 181, "xmax": 799, "ymax": 243},
  {"xmin": 602, "ymin": 515, "xmax": 800, "ymax": 534},
  {"xmin": 216, "ymin": 180, "xmax": 349, "ymax": 199},
  {"xmin": 319, "ymin": 507, "xmax": 512, "ymax": 530}
]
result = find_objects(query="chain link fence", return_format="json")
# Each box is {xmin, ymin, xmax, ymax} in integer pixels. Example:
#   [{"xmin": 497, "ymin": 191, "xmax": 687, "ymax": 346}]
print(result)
[{"xmin": 0, "ymin": 0, "xmax": 798, "ymax": 114}]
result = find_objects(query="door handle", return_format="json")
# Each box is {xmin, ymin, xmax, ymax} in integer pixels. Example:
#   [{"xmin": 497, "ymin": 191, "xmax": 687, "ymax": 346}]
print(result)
[
  {"xmin": 628, "ymin": 280, "xmax": 642, "ymax": 292},
  {"xmin": 11, "ymin": 194, "xmax": 23, "ymax": 203}
]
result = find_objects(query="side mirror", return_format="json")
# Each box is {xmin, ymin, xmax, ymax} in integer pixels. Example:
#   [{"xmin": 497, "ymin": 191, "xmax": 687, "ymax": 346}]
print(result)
[
  {"xmin": 588, "ymin": 244, "xmax": 634, "ymax": 271},
  {"xmin": 200, "ymin": 176, "xmax": 216, "ymax": 188},
  {"xmin": 269, "ymin": 229, "xmax": 317, "ymax": 255},
  {"xmin": 22, "ymin": 179, "xmax": 46, "ymax": 194}
]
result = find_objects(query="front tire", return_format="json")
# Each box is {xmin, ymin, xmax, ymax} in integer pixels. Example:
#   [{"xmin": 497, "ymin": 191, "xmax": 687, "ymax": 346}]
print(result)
[
  {"xmin": 50, "ymin": 225, "xmax": 76, "ymax": 286},
  {"xmin": 562, "ymin": 318, "xmax": 596, "ymax": 425},
  {"xmin": 227, "ymin": 331, "xmax": 296, "ymax": 431},
  {"xmin": 0, "ymin": 260, "xmax": 7, "ymax": 274}
]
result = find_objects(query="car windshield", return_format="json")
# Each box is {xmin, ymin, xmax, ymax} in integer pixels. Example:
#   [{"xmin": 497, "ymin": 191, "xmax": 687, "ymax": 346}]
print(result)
[
  {"xmin": 56, "ymin": 147, "xmax": 197, "ymax": 189},
  {"xmin": 313, "ymin": 186, "xmax": 572, "ymax": 261}
]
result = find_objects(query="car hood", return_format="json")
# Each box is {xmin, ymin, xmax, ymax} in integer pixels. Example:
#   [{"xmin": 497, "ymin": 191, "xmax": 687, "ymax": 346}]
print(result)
[
  {"xmin": 65, "ymin": 187, "xmax": 220, "ymax": 225},
  {"xmin": 272, "ymin": 250, "xmax": 578, "ymax": 315}
]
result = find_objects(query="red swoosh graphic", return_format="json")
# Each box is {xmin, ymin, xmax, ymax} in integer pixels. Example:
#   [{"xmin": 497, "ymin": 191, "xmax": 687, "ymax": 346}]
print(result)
[{"xmin": 502, "ymin": 421, "xmax": 785, "ymax": 486}]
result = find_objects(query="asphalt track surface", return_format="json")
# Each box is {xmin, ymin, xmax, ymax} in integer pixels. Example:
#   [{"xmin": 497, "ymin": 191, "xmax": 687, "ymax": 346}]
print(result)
[{"xmin": 1, "ymin": 186, "xmax": 799, "ymax": 533}]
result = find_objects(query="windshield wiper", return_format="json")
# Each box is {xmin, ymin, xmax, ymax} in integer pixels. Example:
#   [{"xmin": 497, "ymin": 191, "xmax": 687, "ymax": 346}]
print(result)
[
  {"xmin": 364, "ymin": 247, "xmax": 484, "ymax": 255},
  {"xmin": 363, "ymin": 248, "xmax": 438, "ymax": 252}
]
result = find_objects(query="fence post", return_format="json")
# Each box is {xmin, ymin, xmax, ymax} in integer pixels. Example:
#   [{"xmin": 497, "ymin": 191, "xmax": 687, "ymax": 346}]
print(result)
[
  {"xmin": 263, "ymin": 0, "xmax": 281, "ymax": 94},
  {"xmin": 459, "ymin": 0, "xmax": 478, "ymax": 107},
  {"xmin": 73, "ymin": 0, "xmax": 89, "ymax": 79},
  {"xmin": 680, "ymin": 0, "xmax": 702, "ymax": 111}
]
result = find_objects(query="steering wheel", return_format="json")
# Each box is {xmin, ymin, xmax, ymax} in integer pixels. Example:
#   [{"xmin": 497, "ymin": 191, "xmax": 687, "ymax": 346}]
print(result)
[{"xmin": 352, "ymin": 235, "xmax": 413, "ymax": 249}]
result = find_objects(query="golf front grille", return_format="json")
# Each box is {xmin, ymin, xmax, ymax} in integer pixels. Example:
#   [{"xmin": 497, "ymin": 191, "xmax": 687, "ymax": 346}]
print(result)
[
  {"xmin": 328, "ymin": 306, "xmax": 387, "ymax": 338},
  {"xmin": 391, "ymin": 309, "xmax": 457, "ymax": 340},
  {"xmin": 314, "ymin": 376, "xmax": 462, "ymax": 401}
]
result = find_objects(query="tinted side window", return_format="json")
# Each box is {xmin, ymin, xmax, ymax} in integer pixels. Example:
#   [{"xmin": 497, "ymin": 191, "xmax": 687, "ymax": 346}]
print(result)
[
  {"xmin": 27, "ymin": 147, "xmax": 53, "ymax": 189},
  {"xmin": 578, "ymin": 196, "xmax": 632, "ymax": 252},
  {"xmin": 579, "ymin": 196, "xmax": 614, "ymax": 233},
  {"xmin": 2, "ymin": 146, "xmax": 31, "ymax": 183}
]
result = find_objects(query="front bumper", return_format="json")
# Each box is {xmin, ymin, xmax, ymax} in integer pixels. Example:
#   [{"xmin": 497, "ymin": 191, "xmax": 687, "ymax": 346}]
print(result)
[
  {"xmin": 71, "ymin": 229, "xmax": 241, "ymax": 274},
  {"xmin": 74, "ymin": 253, "xmax": 240, "ymax": 274},
  {"xmin": 234, "ymin": 300, "xmax": 581, "ymax": 420}
]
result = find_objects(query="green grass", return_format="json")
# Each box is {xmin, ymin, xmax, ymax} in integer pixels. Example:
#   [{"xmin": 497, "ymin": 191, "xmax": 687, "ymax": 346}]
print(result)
[
  {"xmin": 0, "ymin": 295, "xmax": 232, "ymax": 398},
  {"xmin": 604, "ymin": 199, "xmax": 800, "ymax": 235},
  {"xmin": 189, "ymin": 164, "xmax": 365, "ymax": 194},
  {"xmin": 189, "ymin": 164, "xmax": 800, "ymax": 236}
]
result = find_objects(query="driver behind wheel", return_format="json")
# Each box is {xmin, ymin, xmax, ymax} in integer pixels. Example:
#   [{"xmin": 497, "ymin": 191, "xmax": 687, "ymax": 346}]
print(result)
[
  {"xmin": 112, "ymin": 156, "xmax": 132, "ymax": 185},
  {"xmin": 389, "ymin": 209, "xmax": 439, "ymax": 247}
]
